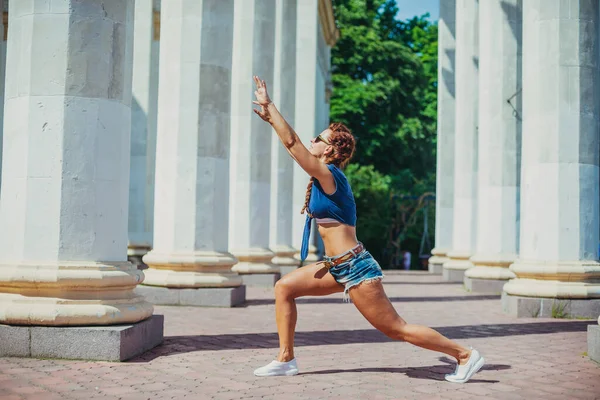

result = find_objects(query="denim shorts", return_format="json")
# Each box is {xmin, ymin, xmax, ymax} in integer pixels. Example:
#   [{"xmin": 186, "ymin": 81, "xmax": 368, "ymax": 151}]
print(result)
[{"xmin": 326, "ymin": 249, "xmax": 384, "ymax": 301}]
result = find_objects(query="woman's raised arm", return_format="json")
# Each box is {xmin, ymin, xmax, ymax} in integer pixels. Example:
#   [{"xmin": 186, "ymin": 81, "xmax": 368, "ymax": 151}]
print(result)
[{"xmin": 252, "ymin": 76, "xmax": 330, "ymax": 181}]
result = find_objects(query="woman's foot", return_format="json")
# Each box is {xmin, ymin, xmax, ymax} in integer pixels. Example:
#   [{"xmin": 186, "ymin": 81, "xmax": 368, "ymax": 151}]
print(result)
[
  {"xmin": 445, "ymin": 348, "xmax": 485, "ymax": 383},
  {"xmin": 253, "ymin": 358, "xmax": 299, "ymax": 377}
]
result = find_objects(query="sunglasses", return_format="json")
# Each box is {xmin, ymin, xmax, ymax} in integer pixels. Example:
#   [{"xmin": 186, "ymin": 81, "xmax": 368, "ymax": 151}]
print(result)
[{"xmin": 315, "ymin": 134, "xmax": 331, "ymax": 145}]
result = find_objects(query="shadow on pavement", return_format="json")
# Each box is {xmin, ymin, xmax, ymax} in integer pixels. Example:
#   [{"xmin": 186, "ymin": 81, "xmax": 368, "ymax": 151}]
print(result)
[
  {"xmin": 243, "ymin": 294, "xmax": 501, "ymax": 306},
  {"xmin": 128, "ymin": 320, "xmax": 593, "ymax": 363},
  {"xmin": 299, "ymin": 360, "xmax": 507, "ymax": 383}
]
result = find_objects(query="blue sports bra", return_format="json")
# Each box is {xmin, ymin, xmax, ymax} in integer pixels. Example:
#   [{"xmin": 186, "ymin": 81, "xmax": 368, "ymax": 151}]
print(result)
[{"xmin": 300, "ymin": 164, "xmax": 357, "ymax": 261}]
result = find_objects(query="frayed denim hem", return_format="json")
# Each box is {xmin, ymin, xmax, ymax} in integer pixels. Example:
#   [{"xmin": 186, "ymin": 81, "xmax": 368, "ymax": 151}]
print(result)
[{"xmin": 342, "ymin": 274, "xmax": 385, "ymax": 302}]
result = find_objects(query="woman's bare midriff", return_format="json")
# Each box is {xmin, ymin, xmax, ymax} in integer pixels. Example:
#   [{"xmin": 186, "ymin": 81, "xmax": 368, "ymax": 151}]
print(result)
[{"xmin": 317, "ymin": 222, "xmax": 359, "ymax": 257}]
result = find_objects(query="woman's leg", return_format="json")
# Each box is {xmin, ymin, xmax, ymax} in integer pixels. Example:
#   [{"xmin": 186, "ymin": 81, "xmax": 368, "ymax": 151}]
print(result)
[
  {"xmin": 349, "ymin": 280, "xmax": 471, "ymax": 364},
  {"xmin": 274, "ymin": 262, "xmax": 344, "ymax": 362}
]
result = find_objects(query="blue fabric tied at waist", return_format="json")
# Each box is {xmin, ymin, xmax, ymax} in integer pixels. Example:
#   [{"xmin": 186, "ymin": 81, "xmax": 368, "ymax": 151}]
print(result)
[{"xmin": 301, "ymin": 214, "xmax": 312, "ymax": 261}]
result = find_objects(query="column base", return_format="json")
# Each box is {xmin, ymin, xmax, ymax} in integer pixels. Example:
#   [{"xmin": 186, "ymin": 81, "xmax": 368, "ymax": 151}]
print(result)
[
  {"xmin": 442, "ymin": 252, "xmax": 473, "ymax": 282},
  {"xmin": 142, "ymin": 250, "xmax": 243, "ymax": 288},
  {"xmin": 428, "ymin": 248, "xmax": 448, "ymax": 274},
  {"xmin": 0, "ymin": 315, "xmax": 163, "ymax": 361},
  {"xmin": 241, "ymin": 273, "xmax": 280, "ymax": 287},
  {"xmin": 588, "ymin": 324, "xmax": 600, "ymax": 364},
  {"xmin": 0, "ymin": 261, "xmax": 153, "ymax": 326},
  {"xmin": 135, "ymin": 285, "xmax": 245, "ymax": 307},
  {"xmin": 502, "ymin": 292, "xmax": 600, "ymax": 318},
  {"xmin": 271, "ymin": 245, "xmax": 299, "ymax": 275},
  {"xmin": 231, "ymin": 248, "xmax": 278, "ymax": 274},
  {"xmin": 294, "ymin": 244, "xmax": 321, "ymax": 265},
  {"xmin": 464, "ymin": 264, "xmax": 516, "ymax": 294},
  {"xmin": 428, "ymin": 256, "xmax": 448, "ymax": 274},
  {"xmin": 271, "ymin": 245, "xmax": 300, "ymax": 268}
]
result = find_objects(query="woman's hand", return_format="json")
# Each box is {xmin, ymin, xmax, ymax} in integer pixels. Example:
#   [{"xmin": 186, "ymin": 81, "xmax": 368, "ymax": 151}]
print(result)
[{"xmin": 253, "ymin": 75, "xmax": 272, "ymax": 122}]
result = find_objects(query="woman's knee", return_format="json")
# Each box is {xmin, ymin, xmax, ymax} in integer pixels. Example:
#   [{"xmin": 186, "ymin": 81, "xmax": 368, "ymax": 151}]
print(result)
[{"xmin": 274, "ymin": 277, "xmax": 297, "ymax": 300}]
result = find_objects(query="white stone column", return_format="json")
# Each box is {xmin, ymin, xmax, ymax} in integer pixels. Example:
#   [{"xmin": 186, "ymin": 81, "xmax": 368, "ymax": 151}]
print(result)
[
  {"xmin": 443, "ymin": 0, "xmax": 479, "ymax": 282},
  {"xmin": 503, "ymin": 0, "xmax": 600, "ymax": 318},
  {"xmin": 464, "ymin": 0, "xmax": 520, "ymax": 293},
  {"xmin": 128, "ymin": 0, "xmax": 160, "ymax": 265},
  {"xmin": 0, "ymin": 0, "xmax": 6, "ymax": 192},
  {"xmin": 229, "ymin": 0, "xmax": 279, "ymax": 285},
  {"xmin": 270, "ymin": 0, "xmax": 298, "ymax": 275},
  {"xmin": 293, "ymin": 0, "xmax": 320, "ymax": 264},
  {"xmin": 0, "ymin": 0, "xmax": 153, "ymax": 326},
  {"xmin": 429, "ymin": 0, "xmax": 456, "ymax": 274},
  {"xmin": 140, "ymin": 0, "xmax": 244, "ymax": 306}
]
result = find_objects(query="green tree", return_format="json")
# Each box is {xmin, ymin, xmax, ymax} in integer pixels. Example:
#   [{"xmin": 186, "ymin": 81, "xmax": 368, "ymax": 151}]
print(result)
[{"xmin": 331, "ymin": 0, "xmax": 438, "ymax": 267}]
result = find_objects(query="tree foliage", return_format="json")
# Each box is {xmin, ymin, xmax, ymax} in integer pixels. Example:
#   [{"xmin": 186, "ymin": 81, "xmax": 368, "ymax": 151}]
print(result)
[{"xmin": 331, "ymin": 0, "xmax": 438, "ymax": 267}]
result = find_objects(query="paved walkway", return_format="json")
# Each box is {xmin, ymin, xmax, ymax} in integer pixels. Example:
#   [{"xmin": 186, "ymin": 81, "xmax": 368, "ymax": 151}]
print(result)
[{"xmin": 1, "ymin": 271, "xmax": 599, "ymax": 400}]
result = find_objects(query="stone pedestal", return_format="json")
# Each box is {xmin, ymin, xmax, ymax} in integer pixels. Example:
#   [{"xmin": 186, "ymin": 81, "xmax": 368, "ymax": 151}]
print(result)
[
  {"xmin": 503, "ymin": 1, "xmax": 600, "ymax": 318},
  {"xmin": 502, "ymin": 292, "xmax": 600, "ymax": 319},
  {"xmin": 589, "ymin": 317, "xmax": 600, "ymax": 364},
  {"xmin": 229, "ymin": 0, "xmax": 277, "ymax": 279},
  {"xmin": 0, "ymin": 0, "xmax": 160, "ymax": 360},
  {"xmin": 241, "ymin": 273, "xmax": 280, "ymax": 287},
  {"xmin": 142, "ymin": 0, "xmax": 244, "ymax": 305},
  {"xmin": 443, "ymin": 0, "xmax": 478, "ymax": 281},
  {"xmin": 0, "ymin": 315, "xmax": 163, "ymax": 361},
  {"xmin": 135, "ymin": 285, "xmax": 245, "ymax": 307},
  {"xmin": 431, "ymin": 0, "xmax": 456, "ymax": 277},
  {"xmin": 128, "ymin": 0, "xmax": 161, "ymax": 266}
]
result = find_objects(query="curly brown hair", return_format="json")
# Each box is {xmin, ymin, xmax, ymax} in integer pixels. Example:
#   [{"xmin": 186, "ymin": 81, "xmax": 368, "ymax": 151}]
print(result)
[{"xmin": 301, "ymin": 123, "xmax": 355, "ymax": 216}]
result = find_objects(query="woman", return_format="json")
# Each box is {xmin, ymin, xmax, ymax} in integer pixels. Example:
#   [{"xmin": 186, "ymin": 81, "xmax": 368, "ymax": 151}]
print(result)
[{"xmin": 251, "ymin": 76, "xmax": 484, "ymax": 383}]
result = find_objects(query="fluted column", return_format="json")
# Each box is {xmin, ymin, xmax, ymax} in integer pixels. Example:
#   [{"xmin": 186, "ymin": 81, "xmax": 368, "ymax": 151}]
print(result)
[
  {"xmin": 128, "ymin": 0, "xmax": 160, "ymax": 266},
  {"xmin": 141, "ymin": 0, "xmax": 244, "ymax": 302},
  {"xmin": 0, "ymin": 0, "xmax": 153, "ymax": 326},
  {"xmin": 503, "ymin": 0, "xmax": 600, "ymax": 318},
  {"xmin": 443, "ymin": 0, "xmax": 479, "ymax": 282},
  {"xmin": 229, "ymin": 0, "xmax": 279, "ymax": 283},
  {"xmin": 293, "ymin": 0, "xmax": 320, "ymax": 264},
  {"xmin": 429, "ymin": 0, "xmax": 456, "ymax": 274},
  {"xmin": 464, "ymin": 0, "xmax": 521, "ymax": 293},
  {"xmin": 270, "ymin": 0, "xmax": 298, "ymax": 275},
  {"xmin": 0, "ymin": 0, "xmax": 6, "ymax": 192}
]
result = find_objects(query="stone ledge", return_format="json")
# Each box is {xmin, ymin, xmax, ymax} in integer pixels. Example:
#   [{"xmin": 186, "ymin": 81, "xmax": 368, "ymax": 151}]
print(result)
[
  {"xmin": 502, "ymin": 293, "xmax": 600, "ymax": 319},
  {"xmin": 443, "ymin": 268, "xmax": 466, "ymax": 283},
  {"xmin": 135, "ymin": 285, "xmax": 246, "ymax": 307},
  {"xmin": 240, "ymin": 273, "xmax": 280, "ymax": 287},
  {"xmin": 0, "ymin": 315, "xmax": 164, "ymax": 362},
  {"xmin": 588, "ymin": 325, "xmax": 600, "ymax": 364},
  {"xmin": 464, "ymin": 277, "xmax": 507, "ymax": 294}
]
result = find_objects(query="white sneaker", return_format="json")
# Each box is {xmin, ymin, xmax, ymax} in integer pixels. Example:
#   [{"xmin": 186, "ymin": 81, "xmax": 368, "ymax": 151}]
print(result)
[
  {"xmin": 253, "ymin": 358, "xmax": 299, "ymax": 377},
  {"xmin": 444, "ymin": 348, "xmax": 485, "ymax": 383}
]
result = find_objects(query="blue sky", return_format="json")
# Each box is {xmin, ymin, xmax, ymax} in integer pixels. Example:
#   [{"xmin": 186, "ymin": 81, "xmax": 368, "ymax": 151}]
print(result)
[{"xmin": 395, "ymin": 0, "xmax": 439, "ymax": 21}]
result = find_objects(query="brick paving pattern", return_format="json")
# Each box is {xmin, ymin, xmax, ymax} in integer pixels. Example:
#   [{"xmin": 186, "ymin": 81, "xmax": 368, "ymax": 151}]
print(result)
[{"xmin": 1, "ymin": 271, "xmax": 598, "ymax": 400}]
